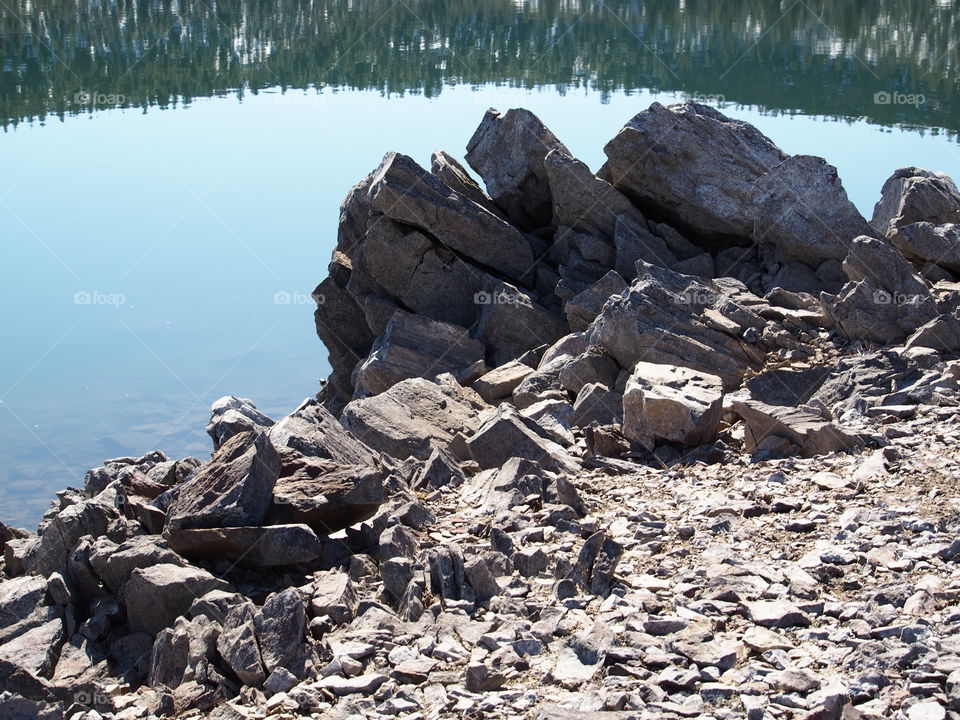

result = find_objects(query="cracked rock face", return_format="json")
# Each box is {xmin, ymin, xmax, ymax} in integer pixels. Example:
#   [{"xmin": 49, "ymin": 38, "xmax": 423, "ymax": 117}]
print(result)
[{"xmin": 3, "ymin": 103, "xmax": 960, "ymax": 720}]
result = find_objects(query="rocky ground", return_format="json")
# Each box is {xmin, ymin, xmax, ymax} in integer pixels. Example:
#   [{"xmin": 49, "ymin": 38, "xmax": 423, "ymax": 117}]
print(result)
[{"xmin": 2, "ymin": 102, "xmax": 960, "ymax": 720}]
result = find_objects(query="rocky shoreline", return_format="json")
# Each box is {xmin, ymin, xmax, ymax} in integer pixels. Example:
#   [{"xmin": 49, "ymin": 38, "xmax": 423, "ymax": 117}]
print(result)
[{"xmin": 2, "ymin": 101, "xmax": 960, "ymax": 720}]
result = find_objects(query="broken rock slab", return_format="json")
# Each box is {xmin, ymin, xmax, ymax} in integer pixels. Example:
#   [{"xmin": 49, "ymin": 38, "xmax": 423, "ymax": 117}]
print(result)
[
  {"xmin": 165, "ymin": 524, "xmax": 324, "ymax": 568},
  {"xmin": 125, "ymin": 563, "xmax": 229, "ymax": 636},
  {"xmin": 466, "ymin": 406, "xmax": 579, "ymax": 474},
  {"xmin": 206, "ymin": 396, "xmax": 276, "ymax": 451},
  {"xmin": 622, "ymin": 361, "xmax": 724, "ymax": 450},
  {"xmin": 871, "ymin": 166, "xmax": 960, "ymax": 236},
  {"xmin": 732, "ymin": 398, "xmax": 861, "ymax": 458}
]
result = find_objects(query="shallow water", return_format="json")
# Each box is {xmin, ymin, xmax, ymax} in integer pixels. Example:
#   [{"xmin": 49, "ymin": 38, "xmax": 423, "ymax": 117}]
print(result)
[{"xmin": 2, "ymin": 0, "xmax": 959, "ymax": 527}]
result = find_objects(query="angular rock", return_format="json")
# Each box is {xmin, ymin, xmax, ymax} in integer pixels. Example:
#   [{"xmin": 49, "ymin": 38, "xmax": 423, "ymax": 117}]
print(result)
[
  {"xmin": 430, "ymin": 149, "xmax": 503, "ymax": 217},
  {"xmin": 472, "ymin": 360, "xmax": 535, "ymax": 404},
  {"xmin": 466, "ymin": 107, "xmax": 571, "ymax": 231},
  {"xmin": 412, "ymin": 447, "xmax": 466, "ymax": 490},
  {"xmin": 744, "ymin": 600, "xmax": 810, "ymax": 629},
  {"xmin": 311, "ymin": 572, "xmax": 358, "ymax": 625},
  {"xmin": 732, "ymin": 398, "xmax": 861, "ymax": 458},
  {"xmin": 564, "ymin": 270, "xmax": 628, "ymax": 332},
  {"xmin": 268, "ymin": 398, "xmax": 378, "ymax": 467},
  {"xmin": 368, "ymin": 152, "xmax": 535, "ymax": 280},
  {"xmin": 571, "ymin": 383, "xmax": 623, "ymax": 428},
  {"xmin": 752, "ymin": 155, "xmax": 878, "ymax": 267},
  {"xmin": 166, "ymin": 525, "xmax": 324, "ymax": 567},
  {"xmin": 467, "ymin": 406, "xmax": 577, "ymax": 473},
  {"xmin": 83, "ymin": 450, "xmax": 172, "ymax": 496},
  {"xmin": 254, "ymin": 588, "xmax": 307, "ymax": 675},
  {"xmin": 893, "ymin": 222, "xmax": 960, "ymax": 274},
  {"xmin": 0, "ymin": 618, "xmax": 64, "ymax": 678},
  {"xmin": 475, "ymin": 282, "xmax": 568, "ymax": 367},
  {"xmin": 89, "ymin": 535, "xmax": 185, "ymax": 593},
  {"xmin": 125, "ymin": 563, "xmax": 229, "ymax": 636},
  {"xmin": 217, "ymin": 602, "xmax": 266, "ymax": 688},
  {"xmin": 871, "ymin": 166, "xmax": 960, "ymax": 236},
  {"xmin": 165, "ymin": 431, "xmax": 280, "ymax": 531},
  {"xmin": 622, "ymin": 362, "xmax": 724, "ymax": 449},
  {"xmin": 353, "ymin": 311, "xmax": 486, "ymax": 397},
  {"xmin": 600, "ymin": 101, "xmax": 786, "ymax": 241},
  {"xmin": 206, "ymin": 396, "xmax": 275, "ymax": 450},
  {"xmin": 341, "ymin": 375, "xmax": 487, "ymax": 460}
]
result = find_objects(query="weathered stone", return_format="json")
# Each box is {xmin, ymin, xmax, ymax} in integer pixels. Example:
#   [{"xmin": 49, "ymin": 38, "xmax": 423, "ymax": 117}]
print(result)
[
  {"xmin": 314, "ymin": 672, "xmax": 388, "ymax": 696},
  {"xmin": 84, "ymin": 450, "xmax": 172, "ymax": 496},
  {"xmin": 472, "ymin": 360, "xmax": 535, "ymax": 404},
  {"xmin": 89, "ymin": 535, "xmax": 185, "ymax": 593},
  {"xmin": 217, "ymin": 602, "xmax": 266, "ymax": 688},
  {"xmin": 353, "ymin": 311, "xmax": 486, "ymax": 397},
  {"xmin": 905, "ymin": 314, "xmax": 960, "ymax": 352},
  {"xmin": 368, "ymin": 152, "xmax": 535, "ymax": 279},
  {"xmin": 466, "ymin": 107, "xmax": 571, "ymax": 231},
  {"xmin": 431, "ymin": 149, "xmax": 503, "ymax": 217},
  {"xmin": 148, "ymin": 614, "xmax": 220, "ymax": 690},
  {"xmin": 564, "ymin": 270, "xmax": 628, "ymax": 332},
  {"xmin": 871, "ymin": 166, "xmax": 960, "ymax": 236},
  {"xmin": 467, "ymin": 406, "xmax": 578, "ymax": 473},
  {"xmin": 744, "ymin": 600, "xmax": 810, "ymax": 628},
  {"xmin": 0, "ymin": 618, "xmax": 64, "ymax": 678},
  {"xmin": 166, "ymin": 525, "xmax": 323, "ymax": 567},
  {"xmin": 600, "ymin": 101, "xmax": 786, "ymax": 241},
  {"xmin": 311, "ymin": 572, "xmax": 358, "ymax": 625},
  {"xmin": 752, "ymin": 155, "xmax": 878, "ymax": 267},
  {"xmin": 558, "ymin": 349, "xmax": 620, "ymax": 395},
  {"xmin": 893, "ymin": 222, "xmax": 960, "ymax": 274},
  {"xmin": 379, "ymin": 524, "xmax": 418, "ymax": 561},
  {"xmin": 341, "ymin": 375, "xmax": 487, "ymax": 460},
  {"xmin": 265, "ymin": 458, "xmax": 385, "ymax": 534},
  {"xmin": 571, "ymin": 383, "xmax": 623, "ymax": 428},
  {"xmin": 622, "ymin": 362, "xmax": 724, "ymax": 449},
  {"xmin": 732, "ymin": 398, "xmax": 861, "ymax": 458},
  {"xmin": 464, "ymin": 556, "xmax": 500, "ymax": 604},
  {"xmin": 567, "ymin": 531, "xmax": 623, "ymax": 597},
  {"xmin": 125, "ymin": 563, "xmax": 229, "ymax": 636},
  {"xmin": 269, "ymin": 397, "xmax": 378, "ymax": 466},
  {"xmin": 476, "ymin": 282, "xmax": 568, "ymax": 367},
  {"xmin": 412, "ymin": 447, "xmax": 466, "ymax": 490},
  {"xmin": 165, "ymin": 431, "xmax": 280, "ymax": 531},
  {"xmin": 0, "ymin": 576, "xmax": 48, "ymax": 634},
  {"xmin": 206, "ymin": 396, "xmax": 275, "ymax": 450},
  {"xmin": 255, "ymin": 588, "xmax": 307, "ymax": 676}
]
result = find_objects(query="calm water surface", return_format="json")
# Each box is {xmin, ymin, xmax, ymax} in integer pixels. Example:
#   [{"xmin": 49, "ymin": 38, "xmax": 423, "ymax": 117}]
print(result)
[{"xmin": 2, "ymin": 0, "xmax": 959, "ymax": 527}]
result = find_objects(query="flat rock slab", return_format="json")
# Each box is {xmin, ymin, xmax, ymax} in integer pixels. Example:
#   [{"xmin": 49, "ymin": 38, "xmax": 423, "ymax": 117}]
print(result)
[
  {"xmin": 732, "ymin": 398, "xmax": 861, "ymax": 458},
  {"xmin": 166, "ymin": 524, "xmax": 324, "ymax": 567},
  {"xmin": 743, "ymin": 600, "xmax": 810, "ymax": 629},
  {"xmin": 125, "ymin": 563, "xmax": 229, "ymax": 636}
]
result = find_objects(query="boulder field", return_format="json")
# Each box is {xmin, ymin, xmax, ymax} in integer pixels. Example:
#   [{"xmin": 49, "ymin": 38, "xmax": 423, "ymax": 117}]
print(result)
[{"xmin": 2, "ymin": 102, "xmax": 960, "ymax": 720}]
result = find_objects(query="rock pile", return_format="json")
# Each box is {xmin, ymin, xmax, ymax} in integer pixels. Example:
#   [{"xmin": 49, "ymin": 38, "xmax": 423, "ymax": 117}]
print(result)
[{"xmin": 2, "ymin": 102, "xmax": 960, "ymax": 720}]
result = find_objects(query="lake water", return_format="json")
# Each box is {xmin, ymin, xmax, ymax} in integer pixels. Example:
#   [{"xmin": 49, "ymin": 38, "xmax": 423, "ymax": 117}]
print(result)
[{"xmin": 2, "ymin": 0, "xmax": 959, "ymax": 528}]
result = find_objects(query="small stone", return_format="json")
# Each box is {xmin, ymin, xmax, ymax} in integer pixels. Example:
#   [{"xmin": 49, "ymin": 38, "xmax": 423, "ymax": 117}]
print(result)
[{"xmin": 744, "ymin": 601, "xmax": 810, "ymax": 628}]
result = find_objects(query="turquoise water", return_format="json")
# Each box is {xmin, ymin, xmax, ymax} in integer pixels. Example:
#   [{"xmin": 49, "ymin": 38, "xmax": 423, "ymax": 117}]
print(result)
[{"xmin": 2, "ymin": 1, "xmax": 959, "ymax": 527}]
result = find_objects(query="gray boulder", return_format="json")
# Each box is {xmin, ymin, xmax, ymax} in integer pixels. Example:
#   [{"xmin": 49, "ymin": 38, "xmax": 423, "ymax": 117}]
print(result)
[
  {"xmin": 600, "ymin": 102, "xmax": 786, "ymax": 241},
  {"xmin": 431, "ymin": 149, "xmax": 503, "ymax": 217},
  {"xmin": 125, "ymin": 563, "xmax": 229, "ymax": 636},
  {"xmin": 731, "ymin": 398, "xmax": 861, "ymax": 458},
  {"xmin": 165, "ymin": 431, "xmax": 280, "ymax": 531},
  {"xmin": 476, "ymin": 283, "xmax": 568, "ymax": 366},
  {"xmin": 353, "ymin": 311, "xmax": 485, "ymax": 397},
  {"xmin": 622, "ymin": 362, "xmax": 724, "ymax": 449},
  {"xmin": 217, "ymin": 602, "xmax": 266, "ymax": 687},
  {"xmin": 466, "ymin": 107, "xmax": 571, "ymax": 231},
  {"xmin": 166, "ymin": 524, "xmax": 324, "ymax": 567},
  {"xmin": 471, "ymin": 360, "xmax": 535, "ymax": 404},
  {"xmin": 254, "ymin": 588, "xmax": 307, "ymax": 675},
  {"xmin": 571, "ymin": 383, "xmax": 624, "ymax": 428},
  {"xmin": 341, "ymin": 375, "xmax": 487, "ymax": 460},
  {"xmin": 83, "ymin": 450, "xmax": 172, "ymax": 496},
  {"xmin": 268, "ymin": 398, "xmax": 378, "ymax": 467},
  {"xmin": 206, "ymin": 397, "xmax": 275, "ymax": 451},
  {"xmin": 871, "ymin": 166, "xmax": 960, "ymax": 236},
  {"xmin": 892, "ymin": 222, "xmax": 960, "ymax": 275},
  {"xmin": 564, "ymin": 270, "xmax": 627, "ymax": 332},
  {"xmin": 752, "ymin": 155, "xmax": 878, "ymax": 268},
  {"xmin": 467, "ymin": 406, "xmax": 578, "ymax": 473}
]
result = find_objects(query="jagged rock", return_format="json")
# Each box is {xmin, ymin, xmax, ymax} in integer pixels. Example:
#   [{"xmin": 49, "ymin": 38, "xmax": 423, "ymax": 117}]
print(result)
[
  {"xmin": 311, "ymin": 572, "xmax": 358, "ymax": 625},
  {"xmin": 622, "ymin": 362, "xmax": 724, "ymax": 449},
  {"xmin": 430, "ymin": 149, "xmax": 503, "ymax": 217},
  {"xmin": 732, "ymin": 398, "xmax": 861, "ymax": 458},
  {"xmin": 464, "ymin": 556, "xmax": 500, "ymax": 604},
  {"xmin": 571, "ymin": 382, "xmax": 623, "ymax": 428},
  {"xmin": 125, "ymin": 564, "xmax": 229, "ymax": 636},
  {"xmin": 587, "ymin": 262, "xmax": 763, "ymax": 388},
  {"xmin": 314, "ymin": 673, "xmax": 388, "ymax": 696},
  {"xmin": 88, "ymin": 535, "xmax": 186, "ymax": 593},
  {"xmin": 564, "ymin": 270, "xmax": 627, "ymax": 332},
  {"xmin": 84, "ymin": 450, "xmax": 172, "ymax": 496},
  {"xmin": 0, "ymin": 576, "xmax": 48, "ymax": 636},
  {"xmin": 148, "ymin": 614, "xmax": 220, "ymax": 690},
  {"xmin": 893, "ymin": 222, "xmax": 960, "ymax": 274},
  {"xmin": 254, "ymin": 588, "xmax": 307, "ymax": 675},
  {"xmin": 353, "ymin": 311, "xmax": 486, "ymax": 397},
  {"xmin": 512, "ymin": 354, "xmax": 573, "ymax": 410},
  {"xmin": 367, "ymin": 152, "xmax": 535, "ymax": 280},
  {"xmin": 268, "ymin": 398, "xmax": 378, "ymax": 467},
  {"xmin": 871, "ymin": 167, "xmax": 960, "ymax": 236},
  {"xmin": 0, "ymin": 617, "xmax": 64, "ymax": 678},
  {"xmin": 472, "ymin": 360, "xmax": 535, "ymax": 404},
  {"xmin": 30, "ymin": 489, "xmax": 121, "ymax": 577},
  {"xmin": 476, "ymin": 282, "xmax": 568, "ymax": 366},
  {"xmin": 611, "ymin": 214, "xmax": 683, "ymax": 281},
  {"xmin": 567, "ymin": 531, "xmax": 623, "ymax": 596},
  {"xmin": 558, "ymin": 349, "xmax": 620, "ymax": 395},
  {"xmin": 467, "ymin": 406, "xmax": 578, "ymax": 473},
  {"xmin": 217, "ymin": 602, "xmax": 266, "ymax": 688},
  {"xmin": 412, "ymin": 447, "xmax": 465, "ymax": 490},
  {"xmin": 379, "ymin": 524, "xmax": 418, "ymax": 561},
  {"xmin": 600, "ymin": 102, "xmax": 786, "ymax": 241},
  {"xmin": 905, "ymin": 314, "xmax": 960, "ymax": 352},
  {"xmin": 166, "ymin": 524, "xmax": 323, "ymax": 567},
  {"xmin": 744, "ymin": 600, "xmax": 810, "ymax": 629},
  {"xmin": 341, "ymin": 375, "xmax": 487, "ymax": 460},
  {"xmin": 744, "ymin": 366, "xmax": 832, "ymax": 408},
  {"xmin": 265, "ymin": 458, "xmax": 385, "ymax": 534},
  {"xmin": 822, "ymin": 236, "xmax": 938, "ymax": 344},
  {"xmin": 465, "ymin": 107, "xmax": 570, "ymax": 230},
  {"xmin": 165, "ymin": 431, "xmax": 280, "ymax": 531},
  {"xmin": 206, "ymin": 397, "xmax": 275, "ymax": 450},
  {"xmin": 424, "ymin": 545, "xmax": 467, "ymax": 601},
  {"xmin": 544, "ymin": 149, "xmax": 644, "ymax": 238},
  {"xmin": 379, "ymin": 558, "xmax": 415, "ymax": 603},
  {"xmin": 752, "ymin": 155, "xmax": 878, "ymax": 268}
]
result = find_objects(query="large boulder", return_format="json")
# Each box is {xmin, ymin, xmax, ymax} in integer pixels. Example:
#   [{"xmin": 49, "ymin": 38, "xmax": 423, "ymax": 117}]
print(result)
[
  {"xmin": 599, "ymin": 102, "xmax": 786, "ymax": 242},
  {"xmin": 206, "ymin": 397, "xmax": 275, "ymax": 450},
  {"xmin": 465, "ymin": 107, "xmax": 571, "ymax": 231},
  {"xmin": 751, "ymin": 155, "xmax": 878, "ymax": 268},
  {"xmin": 471, "ymin": 360, "xmax": 535, "ymax": 405},
  {"xmin": 166, "ymin": 525, "xmax": 324, "ymax": 567},
  {"xmin": 165, "ymin": 432, "xmax": 280, "ymax": 531},
  {"xmin": 83, "ymin": 450, "xmax": 172, "ymax": 496},
  {"xmin": 352, "ymin": 311, "xmax": 485, "ymax": 397},
  {"xmin": 466, "ymin": 406, "xmax": 578, "ymax": 473},
  {"xmin": 564, "ymin": 270, "xmax": 627, "ymax": 332},
  {"xmin": 871, "ymin": 167, "xmax": 960, "ymax": 236},
  {"xmin": 341, "ymin": 375, "xmax": 488, "ymax": 460},
  {"xmin": 731, "ymin": 399, "xmax": 861, "ymax": 458},
  {"xmin": 622, "ymin": 362, "xmax": 724, "ymax": 449},
  {"xmin": 475, "ymin": 283, "xmax": 568, "ymax": 366},
  {"xmin": 125, "ymin": 564, "xmax": 229, "ymax": 636},
  {"xmin": 892, "ymin": 222, "xmax": 960, "ymax": 275},
  {"xmin": 265, "ymin": 459, "xmax": 386, "ymax": 533},
  {"xmin": 367, "ymin": 152, "xmax": 535, "ymax": 281},
  {"xmin": 268, "ymin": 398, "xmax": 378, "ymax": 467}
]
